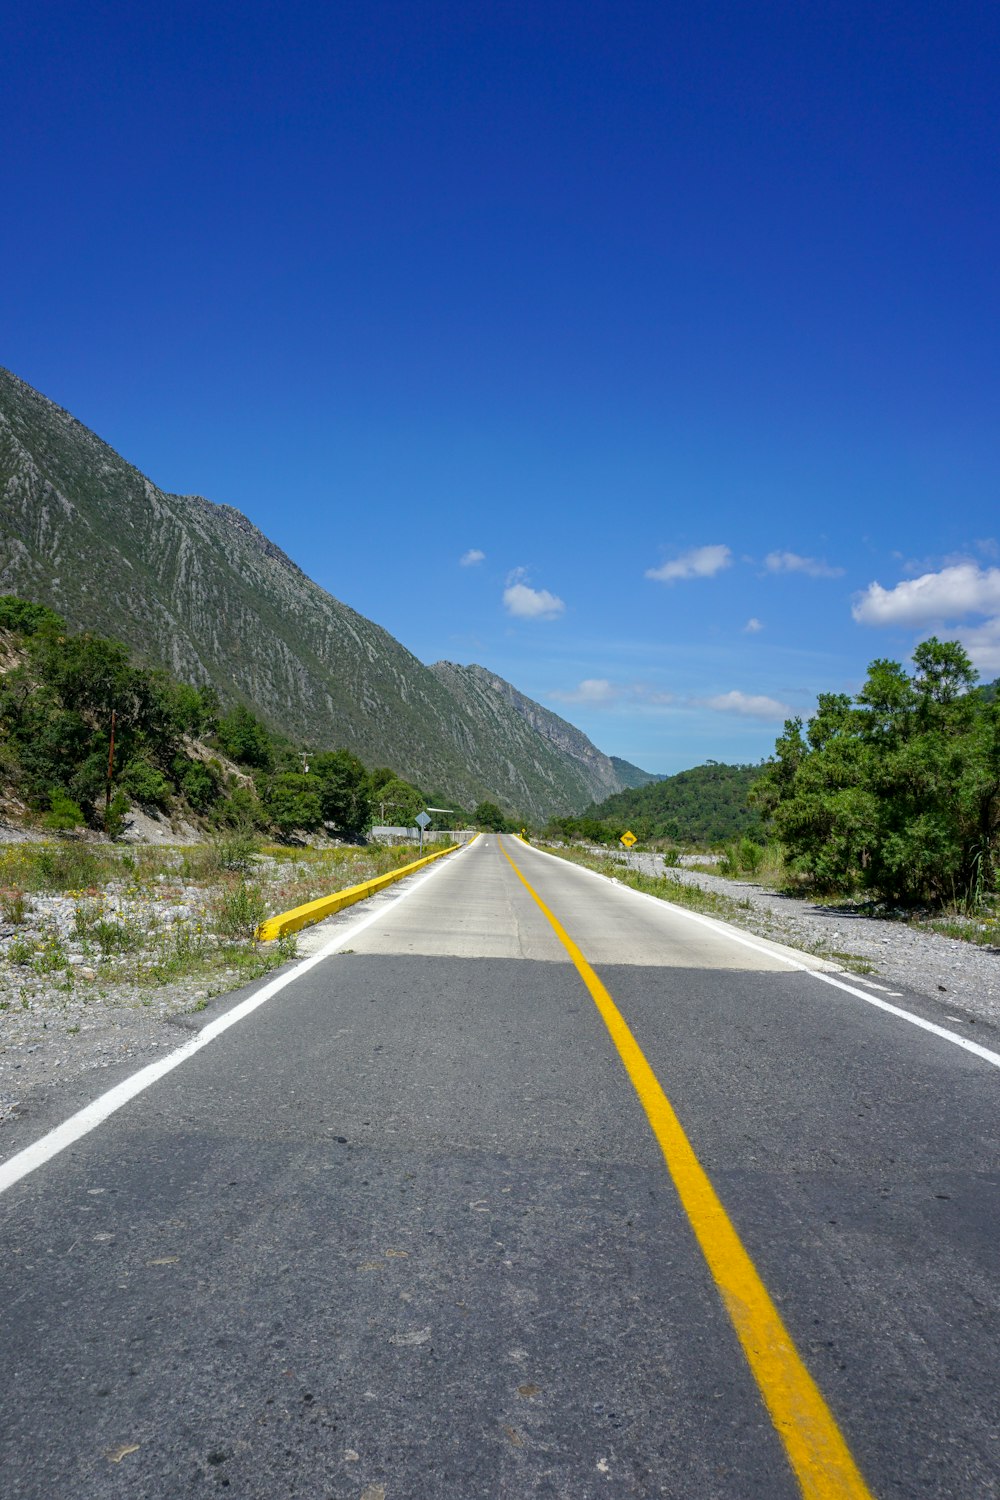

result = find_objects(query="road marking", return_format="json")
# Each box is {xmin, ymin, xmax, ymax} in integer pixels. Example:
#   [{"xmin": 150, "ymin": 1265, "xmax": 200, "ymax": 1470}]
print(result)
[
  {"xmin": 519, "ymin": 841, "xmax": 1000, "ymax": 1071},
  {"xmin": 0, "ymin": 844, "xmax": 478, "ymax": 1197},
  {"xmin": 500, "ymin": 839, "xmax": 875, "ymax": 1500}
]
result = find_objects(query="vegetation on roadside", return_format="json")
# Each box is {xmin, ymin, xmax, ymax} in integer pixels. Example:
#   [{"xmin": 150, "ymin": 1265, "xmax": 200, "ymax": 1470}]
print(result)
[
  {"xmin": 0, "ymin": 595, "xmax": 462, "ymax": 839},
  {"xmin": 752, "ymin": 638, "xmax": 1000, "ymax": 911},
  {"xmin": 0, "ymin": 837, "xmax": 441, "ymax": 1008}
]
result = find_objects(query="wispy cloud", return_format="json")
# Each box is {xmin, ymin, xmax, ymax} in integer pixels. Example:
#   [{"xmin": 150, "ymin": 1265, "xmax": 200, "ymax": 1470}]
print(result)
[
  {"xmin": 503, "ymin": 568, "xmax": 565, "ymax": 620},
  {"xmin": 459, "ymin": 548, "xmax": 485, "ymax": 567},
  {"xmin": 549, "ymin": 678, "xmax": 619, "ymax": 704},
  {"xmin": 764, "ymin": 550, "xmax": 844, "ymax": 579},
  {"xmin": 548, "ymin": 680, "xmax": 676, "ymax": 708},
  {"xmin": 743, "ymin": 617, "xmax": 764, "ymax": 633},
  {"xmin": 699, "ymin": 690, "xmax": 791, "ymax": 719},
  {"xmin": 645, "ymin": 544, "xmax": 732, "ymax": 583},
  {"xmin": 852, "ymin": 563, "xmax": 1000, "ymax": 627}
]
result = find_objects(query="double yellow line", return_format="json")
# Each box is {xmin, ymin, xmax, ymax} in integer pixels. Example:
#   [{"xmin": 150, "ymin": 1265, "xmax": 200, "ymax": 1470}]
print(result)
[{"xmin": 501, "ymin": 839, "xmax": 874, "ymax": 1500}]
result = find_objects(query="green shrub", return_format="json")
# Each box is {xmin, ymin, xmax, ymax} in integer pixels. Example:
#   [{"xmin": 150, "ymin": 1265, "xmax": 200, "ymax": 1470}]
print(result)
[
  {"xmin": 176, "ymin": 757, "xmax": 220, "ymax": 811},
  {"xmin": 42, "ymin": 789, "xmax": 86, "ymax": 831},
  {"xmin": 737, "ymin": 836, "xmax": 764, "ymax": 876},
  {"xmin": 106, "ymin": 790, "xmax": 130, "ymax": 839},
  {"xmin": 93, "ymin": 917, "xmax": 144, "ymax": 955},
  {"xmin": 210, "ymin": 785, "xmax": 266, "ymax": 831},
  {"xmin": 119, "ymin": 758, "xmax": 172, "ymax": 811},
  {"xmin": 7, "ymin": 934, "xmax": 34, "ymax": 965},
  {"xmin": 0, "ymin": 596, "xmax": 65, "ymax": 636},
  {"xmin": 213, "ymin": 880, "xmax": 268, "ymax": 940},
  {"xmin": 215, "ymin": 831, "xmax": 260, "ymax": 873},
  {"xmin": 264, "ymin": 773, "xmax": 324, "ymax": 835}
]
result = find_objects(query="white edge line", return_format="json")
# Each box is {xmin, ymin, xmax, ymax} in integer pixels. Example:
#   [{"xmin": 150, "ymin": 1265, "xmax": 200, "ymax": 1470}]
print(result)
[
  {"xmin": 520, "ymin": 841, "xmax": 1000, "ymax": 1071},
  {"xmin": 0, "ymin": 841, "xmax": 478, "ymax": 1196}
]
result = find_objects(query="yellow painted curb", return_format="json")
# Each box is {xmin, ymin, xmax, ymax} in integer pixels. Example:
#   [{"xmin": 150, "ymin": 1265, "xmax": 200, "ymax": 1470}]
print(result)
[{"xmin": 256, "ymin": 843, "xmax": 461, "ymax": 942}]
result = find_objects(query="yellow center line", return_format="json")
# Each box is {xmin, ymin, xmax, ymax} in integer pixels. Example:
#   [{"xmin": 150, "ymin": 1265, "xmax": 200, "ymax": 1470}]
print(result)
[{"xmin": 500, "ymin": 838, "xmax": 875, "ymax": 1500}]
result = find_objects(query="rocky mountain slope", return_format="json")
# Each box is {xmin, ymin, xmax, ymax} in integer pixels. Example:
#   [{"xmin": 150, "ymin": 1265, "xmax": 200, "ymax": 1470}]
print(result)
[{"xmin": 0, "ymin": 366, "xmax": 649, "ymax": 817}]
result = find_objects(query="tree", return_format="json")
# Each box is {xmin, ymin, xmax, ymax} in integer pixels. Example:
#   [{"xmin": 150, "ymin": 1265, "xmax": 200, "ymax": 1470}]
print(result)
[
  {"xmin": 473, "ymin": 801, "xmax": 508, "ymax": 832},
  {"xmin": 216, "ymin": 704, "xmax": 274, "ymax": 770},
  {"xmin": 755, "ymin": 639, "xmax": 999, "ymax": 906},
  {"xmin": 311, "ymin": 749, "xmax": 373, "ymax": 834},
  {"xmin": 371, "ymin": 776, "xmax": 425, "ymax": 826},
  {"xmin": 264, "ymin": 773, "xmax": 323, "ymax": 835}
]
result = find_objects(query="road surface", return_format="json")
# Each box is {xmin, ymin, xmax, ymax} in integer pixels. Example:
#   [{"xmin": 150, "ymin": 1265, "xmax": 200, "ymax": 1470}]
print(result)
[{"xmin": 1, "ymin": 834, "xmax": 997, "ymax": 1497}]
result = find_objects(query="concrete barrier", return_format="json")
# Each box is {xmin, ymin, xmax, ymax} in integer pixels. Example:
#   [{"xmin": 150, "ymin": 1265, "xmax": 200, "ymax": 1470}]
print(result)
[{"xmin": 256, "ymin": 842, "xmax": 461, "ymax": 942}]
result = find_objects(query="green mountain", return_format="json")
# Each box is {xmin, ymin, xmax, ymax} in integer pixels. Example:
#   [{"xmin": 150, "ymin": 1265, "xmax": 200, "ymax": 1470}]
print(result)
[
  {"xmin": 609, "ymin": 756, "xmax": 665, "ymax": 789},
  {"xmin": 556, "ymin": 762, "xmax": 764, "ymax": 845},
  {"xmin": 0, "ymin": 366, "xmax": 652, "ymax": 818}
]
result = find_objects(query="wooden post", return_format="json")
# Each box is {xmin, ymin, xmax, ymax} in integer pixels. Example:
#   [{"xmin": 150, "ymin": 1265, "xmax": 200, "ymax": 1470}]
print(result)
[{"xmin": 104, "ymin": 709, "xmax": 117, "ymax": 833}]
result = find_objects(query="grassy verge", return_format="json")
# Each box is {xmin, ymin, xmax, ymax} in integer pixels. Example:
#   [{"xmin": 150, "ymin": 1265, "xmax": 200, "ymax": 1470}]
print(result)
[{"xmin": 0, "ymin": 836, "xmax": 440, "ymax": 1011}]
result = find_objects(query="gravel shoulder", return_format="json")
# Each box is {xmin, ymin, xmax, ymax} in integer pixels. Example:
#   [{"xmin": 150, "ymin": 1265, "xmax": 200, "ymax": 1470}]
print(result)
[
  {"xmin": 0, "ymin": 880, "xmax": 261, "ymax": 1131},
  {"xmin": 0, "ymin": 837, "xmax": 439, "ymax": 1134}
]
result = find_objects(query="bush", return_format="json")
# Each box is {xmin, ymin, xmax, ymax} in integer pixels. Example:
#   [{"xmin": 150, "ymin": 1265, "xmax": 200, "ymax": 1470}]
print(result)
[
  {"xmin": 264, "ymin": 773, "xmax": 324, "ymax": 835},
  {"xmin": 42, "ymin": 790, "xmax": 86, "ymax": 831},
  {"xmin": 175, "ymin": 756, "xmax": 220, "ymax": 812},
  {"xmin": 92, "ymin": 917, "xmax": 144, "ymax": 955},
  {"xmin": 216, "ymin": 704, "xmax": 274, "ymax": 770},
  {"xmin": 214, "ymin": 831, "xmax": 260, "ymax": 873},
  {"xmin": 210, "ymin": 785, "xmax": 266, "ymax": 831},
  {"xmin": 213, "ymin": 880, "xmax": 268, "ymax": 940},
  {"xmin": 119, "ymin": 758, "xmax": 172, "ymax": 811},
  {"xmin": 106, "ymin": 790, "xmax": 130, "ymax": 839},
  {"xmin": 0, "ymin": 596, "xmax": 65, "ymax": 636},
  {"xmin": 473, "ymin": 801, "xmax": 508, "ymax": 832},
  {"xmin": 1, "ymin": 888, "xmax": 28, "ymax": 924}
]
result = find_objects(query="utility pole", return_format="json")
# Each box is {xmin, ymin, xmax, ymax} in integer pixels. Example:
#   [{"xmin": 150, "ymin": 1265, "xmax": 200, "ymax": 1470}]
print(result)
[{"xmin": 104, "ymin": 709, "xmax": 117, "ymax": 834}]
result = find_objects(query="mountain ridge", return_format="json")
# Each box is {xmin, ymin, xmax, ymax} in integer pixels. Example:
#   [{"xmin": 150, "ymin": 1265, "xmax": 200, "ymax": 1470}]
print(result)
[{"xmin": 0, "ymin": 366, "xmax": 653, "ymax": 818}]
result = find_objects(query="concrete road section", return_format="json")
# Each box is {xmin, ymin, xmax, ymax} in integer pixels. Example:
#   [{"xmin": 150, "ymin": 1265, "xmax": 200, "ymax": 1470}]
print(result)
[{"xmin": 1, "ymin": 834, "xmax": 997, "ymax": 1498}]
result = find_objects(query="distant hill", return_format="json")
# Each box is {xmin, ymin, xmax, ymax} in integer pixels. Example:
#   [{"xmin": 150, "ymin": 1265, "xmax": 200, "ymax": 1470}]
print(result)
[
  {"xmin": 0, "ymin": 366, "xmax": 654, "ymax": 819},
  {"xmin": 553, "ymin": 761, "xmax": 764, "ymax": 846},
  {"xmin": 609, "ymin": 756, "xmax": 665, "ymax": 789}
]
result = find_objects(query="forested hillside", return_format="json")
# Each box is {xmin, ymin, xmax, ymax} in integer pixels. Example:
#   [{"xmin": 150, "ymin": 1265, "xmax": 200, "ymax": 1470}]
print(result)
[
  {"xmin": 0, "ymin": 596, "xmax": 452, "ymax": 839},
  {"xmin": 545, "ymin": 762, "xmax": 763, "ymax": 846}
]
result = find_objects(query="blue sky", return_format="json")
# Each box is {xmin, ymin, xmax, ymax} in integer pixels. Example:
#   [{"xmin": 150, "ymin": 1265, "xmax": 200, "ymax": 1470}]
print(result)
[{"xmin": 3, "ymin": 1, "xmax": 998, "ymax": 774}]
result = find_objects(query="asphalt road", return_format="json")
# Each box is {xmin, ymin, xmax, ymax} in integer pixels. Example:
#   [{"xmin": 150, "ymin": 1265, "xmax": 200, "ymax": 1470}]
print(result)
[{"xmin": 1, "ymin": 834, "xmax": 997, "ymax": 1498}]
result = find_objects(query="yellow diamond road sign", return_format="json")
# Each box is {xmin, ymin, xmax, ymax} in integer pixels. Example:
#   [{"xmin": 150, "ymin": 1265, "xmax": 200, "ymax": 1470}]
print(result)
[{"xmin": 620, "ymin": 830, "xmax": 637, "ymax": 849}]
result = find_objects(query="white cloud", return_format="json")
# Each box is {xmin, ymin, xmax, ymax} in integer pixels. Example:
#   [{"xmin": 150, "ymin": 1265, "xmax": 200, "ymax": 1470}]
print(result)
[
  {"xmin": 764, "ymin": 550, "xmax": 844, "ymax": 579},
  {"xmin": 645, "ymin": 544, "xmax": 732, "ymax": 583},
  {"xmin": 460, "ymin": 548, "xmax": 485, "ymax": 567},
  {"xmin": 955, "ymin": 617, "xmax": 1000, "ymax": 676},
  {"xmin": 503, "ymin": 570, "xmax": 565, "ymax": 620},
  {"xmin": 549, "ymin": 678, "xmax": 619, "ymax": 704},
  {"xmin": 743, "ymin": 617, "xmax": 764, "ymax": 633},
  {"xmin": 852, "ymin": 564, "xmax": 1000, "ymax": 627},
  {"xmin": 700, "ymin": 690, "xmax": 792, "ymax": 720},
  {"xmin": 548, "ymin": 681, "xmax": 677, "ymax": 708}
]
